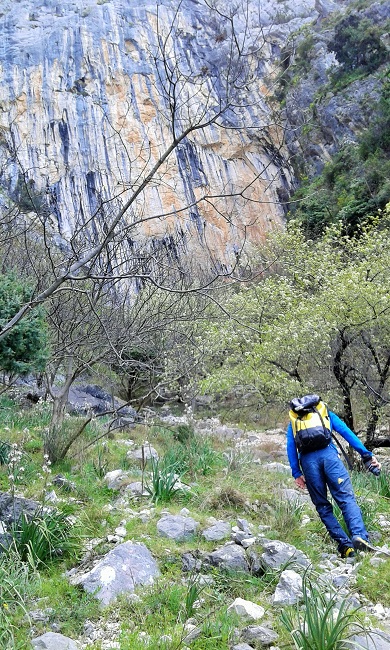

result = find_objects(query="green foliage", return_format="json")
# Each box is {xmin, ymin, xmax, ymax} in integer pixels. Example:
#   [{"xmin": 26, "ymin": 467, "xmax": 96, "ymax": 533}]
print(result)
[
  {"xmin": 374, "ymin": 471, "xmax": 390, "ymax": 498},
  {"xmin": 328, "ymin": 14, "xmax": 388, "ymax": 75},
  {"xmin": 0, "ymin": 273, "xmax": 48, "ymax": 377},
  {"xmin": 0, "ymin": 550, "xmax": 34, "ymax": 648},
  {"xmin": 267, "ymin": 497, "xmax": 306, "ymax": 535},
  {"xmin": 198, "ymin": 213, "xmax": 390, "ymax": 442},
  {"xmin": 145, "ymin": 456, "xmax": 186, "ymax": 505},
  {"xmin": 6, "ymin": 507, "xmax": 83, "ymax": 568},
  {"xmin": 281, "ymin": 571, "xmax": 364, "ymax": 649},
  {"xmin": 357, "ymin": 556, "xmax": 390, "ymax": 606},
  {"xmin": 0, "ymin": 440, "xmax": 10, "ymax": 464},
  {"xmin": 290, "ymin": 102, "xmax": 390, "ymax": 237},
  {"xmin": 163, "ymin": 436, "xmax": 223, "ymax": 477}
]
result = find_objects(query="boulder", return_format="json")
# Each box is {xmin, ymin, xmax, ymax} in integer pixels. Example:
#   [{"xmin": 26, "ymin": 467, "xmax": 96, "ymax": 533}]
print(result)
[
  {"xmin": 69, "ymin": 541, "xmax": 159, "ymax": 605},
  {"xmin": 240, "ymin": 625, "xmax": 278, "ymax": 647},
  {"xmin": 103, "ymin": 470, "xmax": 130, "ymax": 490},
  {"xmin": 0, "ymin": 492, "xmax": 40, "ymax": 526},
  {"xmin": 202, "ymin": 521, "xmax": 231, "ymax": 541},
  {"xmin": 127, "ymin": 445, "xmax": 159, "ymax": 462},
  {"xmin": 349, "ymin": 629, "xmax": 390, "ymax": 650}
]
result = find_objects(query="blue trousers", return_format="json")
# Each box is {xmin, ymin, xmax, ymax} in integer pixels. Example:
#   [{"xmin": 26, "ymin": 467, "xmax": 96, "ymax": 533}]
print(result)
[{"xmin": 300, "ymin": 445, "xmax": 368, "ymax": 550}]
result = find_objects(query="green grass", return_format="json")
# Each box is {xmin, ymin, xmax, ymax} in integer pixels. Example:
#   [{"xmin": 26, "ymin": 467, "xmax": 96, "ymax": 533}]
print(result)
[{"xmin": 356, "ymin": 555, "xmax": 390, "ymax": 606}]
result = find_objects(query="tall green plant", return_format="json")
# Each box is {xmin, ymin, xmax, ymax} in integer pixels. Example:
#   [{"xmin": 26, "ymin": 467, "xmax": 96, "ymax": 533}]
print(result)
[
  {"xmin": 0, "ymin": 550, "xmax": 35, "ymax": 648},
  {"xmin": 281, "ymin": 572, "xmax": 364, "ymax": 650},
  {"xmin": 145, "ymin": 457, "xmax": 186, "ymax": 505},
  {"xmin": 5, "ymin": 507, "xmax": 82, "ymax": 568}
]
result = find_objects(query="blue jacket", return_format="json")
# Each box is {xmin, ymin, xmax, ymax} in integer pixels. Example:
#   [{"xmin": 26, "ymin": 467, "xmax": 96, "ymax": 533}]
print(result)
[{"xmin": 286, "ymin": 411, "xmax": 372, "ymax": 479}]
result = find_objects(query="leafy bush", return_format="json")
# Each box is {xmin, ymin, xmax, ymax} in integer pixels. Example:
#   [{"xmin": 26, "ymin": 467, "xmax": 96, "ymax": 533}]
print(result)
[
  {"xmin": 6, "ymin": 507, "xmax": 82, "ymax": 568},
  {"xmin": 328, "ymin": 14, "xmax": 387, "ymax": 75},
  {"xmin": 163, "ymin": 436, "xmax": 222, "ymax": 478},
  {"xmin": 0, "ymin": 273, "xmax": 48, "ymax": 378}
]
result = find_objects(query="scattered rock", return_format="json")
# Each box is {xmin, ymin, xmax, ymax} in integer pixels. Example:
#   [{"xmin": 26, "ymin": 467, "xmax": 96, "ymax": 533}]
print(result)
[
  {"xmin": 280, "ymin": 488, "xmax": 313, "ymax": 506},
  {"xmin": 240, "ymin": 625, "xmax": 278, "ymax": 647},
  {"xmin": 103, "ymin": 470, "xmax": 130, "ymax": 491},
  {"xmin": 182, "ymin": 552, "xmax": 203, "ymax": 572},
  {"xmin": 127, "ymin": 444, "xmax": 159, "ymax": 463},
  {"xmin": 262, "ymin": 462, "xmax": 291, "ymax": 475},
  {"xmin": 350, "ymin": 629, "xmax": 390, "ymax": 650},
  {"xmin": 124, "ymin": 482, "xmax": 148, "ymax": 496},
  {"xmin": 259, "ymin": 540, "xmax": 310, "ymax": 570},
  {"xmin": 0, "ymin": 492, "xmax": 40, "ymax": 526}
]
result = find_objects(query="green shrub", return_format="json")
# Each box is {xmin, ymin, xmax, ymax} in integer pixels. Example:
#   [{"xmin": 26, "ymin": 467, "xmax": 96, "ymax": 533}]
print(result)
[
  {"xmin": 375, "ymin": 471, "xmax": 390, "ymax": 498},
  {"xmin": 163, "ymin": 436, "xmax": 223, "ymax": 478},
  {"xmin": 328, "ymin": 14, "xmax": 388, "ymax": 75},
  {"xmin": 0, "ymin": 273, "xmax": 48, "ymax": 378},
  {"xmin": 357, "ymin": 557, "xmax": 390, "ymax": 606}
]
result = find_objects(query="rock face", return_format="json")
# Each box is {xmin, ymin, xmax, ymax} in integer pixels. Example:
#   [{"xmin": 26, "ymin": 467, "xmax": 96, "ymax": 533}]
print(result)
[{"xmin": 0, "ymin": 0, "xmax": 359, "ymax": 270}]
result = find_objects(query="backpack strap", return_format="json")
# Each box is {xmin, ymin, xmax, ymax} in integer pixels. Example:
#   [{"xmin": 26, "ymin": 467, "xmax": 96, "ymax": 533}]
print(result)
[
  {"xmin": 331, "ymin": 432, "xmax": 353, "ymax": 470},
  {"xmin": 315, "ymin": 405, "xmax": 353, "ymax": 469}
]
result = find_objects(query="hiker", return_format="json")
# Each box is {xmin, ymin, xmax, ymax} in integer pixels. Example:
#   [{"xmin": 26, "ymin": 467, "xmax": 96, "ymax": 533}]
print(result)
[{"xmin": 286, "ymin": 394, "xmax": 381, "ymax": 558}]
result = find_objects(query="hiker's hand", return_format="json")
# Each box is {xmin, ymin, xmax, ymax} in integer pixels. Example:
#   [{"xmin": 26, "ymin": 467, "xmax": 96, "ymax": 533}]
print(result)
[
  {"xmin": 295, "ymin": 476, "xmax": 306, "ymax": 490},
  {"xmin": 370, "ymin": 455, "xmax": 381, "ymax": 470}
]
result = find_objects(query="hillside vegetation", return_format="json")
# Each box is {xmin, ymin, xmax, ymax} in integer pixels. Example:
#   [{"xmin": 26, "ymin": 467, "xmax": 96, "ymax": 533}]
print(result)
[{"xmin": 0, "ymin": 394, "xmax": 389, "ymax": 649}]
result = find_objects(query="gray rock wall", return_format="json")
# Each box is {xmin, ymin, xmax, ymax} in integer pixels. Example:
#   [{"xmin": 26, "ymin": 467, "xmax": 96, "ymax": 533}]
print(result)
[{"xmin": 0, "ymin": 0, "xmax": 360, "ymax": 267}]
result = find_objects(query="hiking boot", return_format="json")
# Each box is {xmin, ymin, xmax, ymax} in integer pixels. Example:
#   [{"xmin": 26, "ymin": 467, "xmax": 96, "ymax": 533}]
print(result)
[
  {"xmin": 340, "ymin": 545, "xmax": 355, "ymax": 559},
  {"xmin": 352, "ymin": 536, "xmax": 377, "ymax": 552}
]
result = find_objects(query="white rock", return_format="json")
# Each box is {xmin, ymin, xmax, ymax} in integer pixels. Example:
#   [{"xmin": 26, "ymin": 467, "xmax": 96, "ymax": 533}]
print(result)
[
  {"xmin": 227, "ymin": 598, "xmax": 265, "ymax": 621},
  {"xmin": 115, "ymin": 526, "xmax": 127, "ymax": 537}
]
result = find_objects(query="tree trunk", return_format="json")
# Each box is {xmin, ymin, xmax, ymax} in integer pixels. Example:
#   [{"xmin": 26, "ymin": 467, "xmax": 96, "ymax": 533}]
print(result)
[
  {"xmin": 44, "ymin": 388, "xmax": 70, "ymax": 463},
  {"xmin": 333, "ymin": 331, "xmax": 355, "ymax": 430}
]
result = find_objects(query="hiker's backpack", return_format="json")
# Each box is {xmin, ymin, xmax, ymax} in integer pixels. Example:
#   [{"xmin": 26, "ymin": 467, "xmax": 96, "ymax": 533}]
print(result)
[{"xmin": 289, "ymin": 394, "xmax": 332, "ymax": 454}]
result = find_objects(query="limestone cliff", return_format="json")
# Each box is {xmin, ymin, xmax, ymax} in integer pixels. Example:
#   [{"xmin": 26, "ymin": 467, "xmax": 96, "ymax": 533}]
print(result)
[{"xmin": 0, "ymin": 0, "xmax": 357, "ymax": 269}]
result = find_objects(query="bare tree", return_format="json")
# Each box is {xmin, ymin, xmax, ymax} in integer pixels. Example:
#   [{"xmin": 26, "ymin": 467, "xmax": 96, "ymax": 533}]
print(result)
[{"xmin": 0, "ymin": 0, "xmax": 290, "ymax": 341}]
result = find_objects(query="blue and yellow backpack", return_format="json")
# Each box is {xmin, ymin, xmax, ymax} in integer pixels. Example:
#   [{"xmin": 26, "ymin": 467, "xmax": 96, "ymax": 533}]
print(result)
[{"xmin": 289, "ymin": 394, "xmax": 332, "ymax": 454}]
